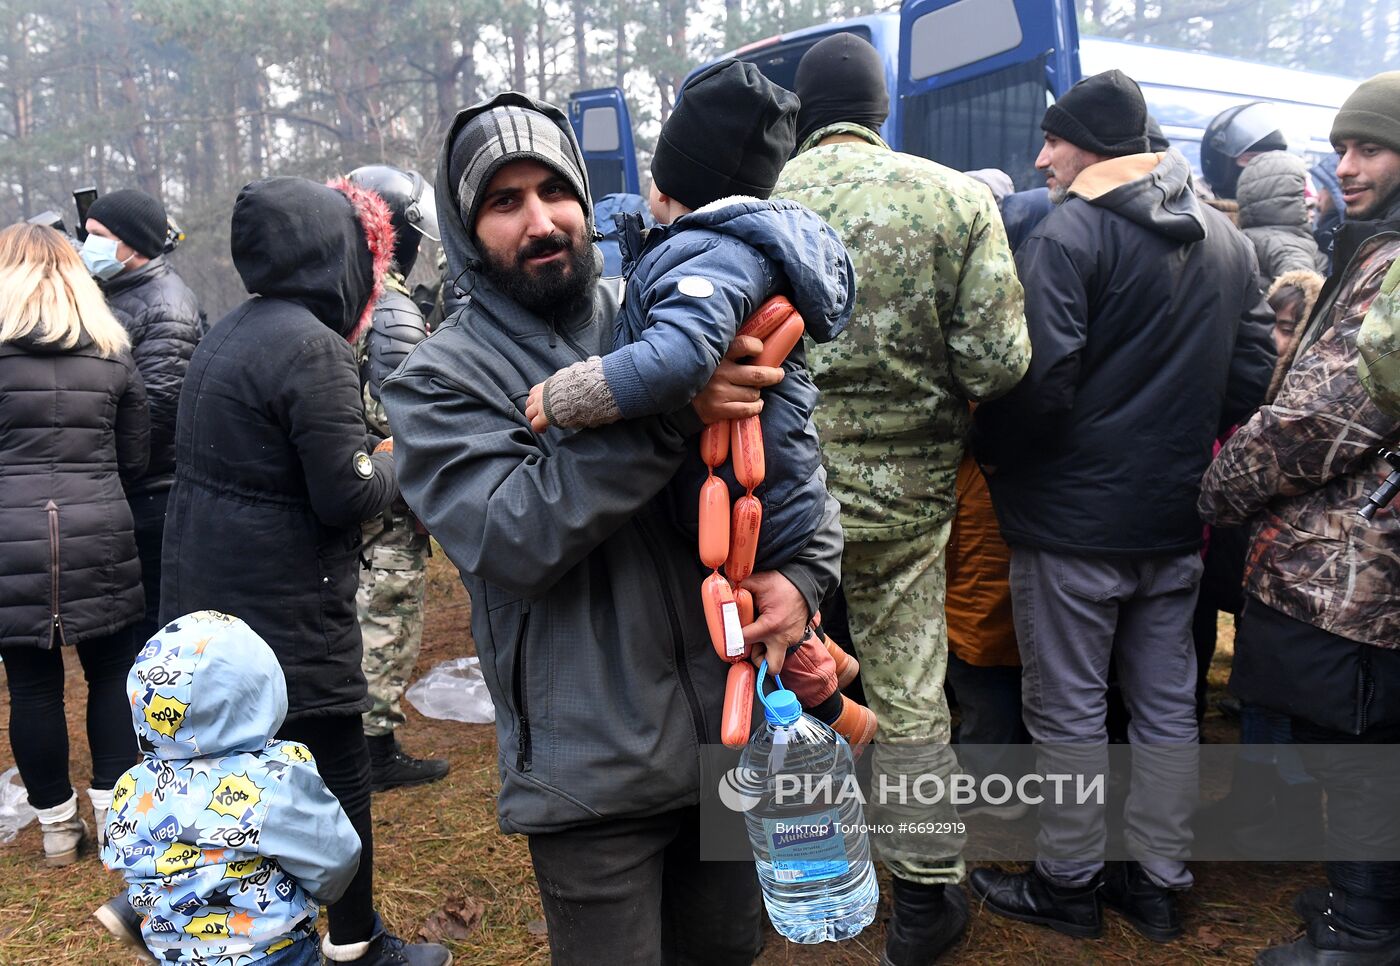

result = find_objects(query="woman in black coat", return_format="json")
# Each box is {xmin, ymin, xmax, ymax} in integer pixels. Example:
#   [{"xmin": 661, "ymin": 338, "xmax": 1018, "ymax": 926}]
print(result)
[
  {"xmin": 154, "ymin": 177, "xmax": 445, "ymax": 964},
  {"xmin": 0, "ymin": 223, "xmax": 149, "ymax": 865}
]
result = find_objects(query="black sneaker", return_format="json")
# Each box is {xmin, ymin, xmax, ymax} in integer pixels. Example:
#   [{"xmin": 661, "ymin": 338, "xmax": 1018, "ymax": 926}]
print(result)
[
  {"xmin": 367, "ymin": 733, "xmax": 450, "ymax": 792},
  {"xmin": 969, "ymin": 865, "xmax": 1102, "ymax": 939},
  {"xmin": 1101, "ymin": 861, "xmax": 1183, "ymax": 942},
  {"xmin": 92, "ymin": 895, "xmax": 158, "ymax": 964}
]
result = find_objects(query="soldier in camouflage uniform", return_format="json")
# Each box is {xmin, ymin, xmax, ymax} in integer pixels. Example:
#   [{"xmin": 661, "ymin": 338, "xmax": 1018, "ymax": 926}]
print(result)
[
  {"xmin": 1202, "ymin": 73, "xmax": 1400, "ymax": 965},
  {"xmin": 772, "ymin": 33, "xmax": 1030, "ymax": 966},
  {"xmin": 346, "ymin": 165, "xmax": 450, "ymax": 792}
]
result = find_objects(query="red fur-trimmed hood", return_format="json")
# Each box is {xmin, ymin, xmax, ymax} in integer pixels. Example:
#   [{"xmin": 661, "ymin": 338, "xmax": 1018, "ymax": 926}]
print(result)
[
  {"xmin": 327, "ymin": 175, "xmax": 395, "ymax": 342},
  {"xmin": 231, "ymin": 176, "xmax": 396, "ymax": 342}
]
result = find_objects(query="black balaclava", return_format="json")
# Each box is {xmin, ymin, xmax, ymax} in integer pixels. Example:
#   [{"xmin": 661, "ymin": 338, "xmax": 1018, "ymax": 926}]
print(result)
[{"xmin": 793, "ymin": 32, "xmax": 890, "ymax": 147}]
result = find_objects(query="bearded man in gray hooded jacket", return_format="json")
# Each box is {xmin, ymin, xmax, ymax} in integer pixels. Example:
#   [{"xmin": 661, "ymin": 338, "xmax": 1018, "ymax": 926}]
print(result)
[{"xmin": 382, "ymin": 92, "xmax": 844, "ymax": 966}]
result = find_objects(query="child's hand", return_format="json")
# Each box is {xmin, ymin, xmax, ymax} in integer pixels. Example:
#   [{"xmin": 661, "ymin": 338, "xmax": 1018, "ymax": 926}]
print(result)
[{"xmin": 526, "ymin": 382, "xmax": 550, "ymax": 433}]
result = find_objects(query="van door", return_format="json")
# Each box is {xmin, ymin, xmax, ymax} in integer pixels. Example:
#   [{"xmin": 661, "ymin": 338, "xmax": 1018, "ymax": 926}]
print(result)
[
  {"xmin": 897, "ymin": 0, "xmax": 1079, "ymax": 189},
  {"xmin": 566, "ymin": 88, "xmax": 640, "ymax": 200}
]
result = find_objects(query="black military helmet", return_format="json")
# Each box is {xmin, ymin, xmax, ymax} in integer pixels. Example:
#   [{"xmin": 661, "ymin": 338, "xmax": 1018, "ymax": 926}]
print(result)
[
  {"xmin": 1201, "ymin": 102, "xmax": 1289, "ymax": 200},
  {"xmin": 346, "ymin": 164, "xmax": 439, "ymax": 276}
]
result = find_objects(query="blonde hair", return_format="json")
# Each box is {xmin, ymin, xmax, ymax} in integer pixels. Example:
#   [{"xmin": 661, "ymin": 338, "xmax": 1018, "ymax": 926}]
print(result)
[{"xmin": 0, "ymin": 223, "xmax": 129, "ymax": 357}]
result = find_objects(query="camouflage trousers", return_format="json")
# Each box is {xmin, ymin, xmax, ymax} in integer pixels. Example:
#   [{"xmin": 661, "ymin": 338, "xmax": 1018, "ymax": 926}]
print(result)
[
  {"xmin": 358, "ymin": 528, "xmax": 429, "ymax": 738},
  {"xmin": 842, "ymin": 521, "xmax": 966, "ymax": 885}
]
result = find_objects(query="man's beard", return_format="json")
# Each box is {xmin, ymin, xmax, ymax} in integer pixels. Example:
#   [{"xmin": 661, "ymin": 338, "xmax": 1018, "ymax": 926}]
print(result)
[
  {"xmin": 1049, "ymin": 183, "xmax": 1070, "ymax": 205},
  {"xmin": 481, "ymin": 230, "xmax": 597, "ymax": 317}
]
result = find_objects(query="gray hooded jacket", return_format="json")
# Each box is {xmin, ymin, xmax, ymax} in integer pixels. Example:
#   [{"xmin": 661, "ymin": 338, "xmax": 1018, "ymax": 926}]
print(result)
[
  {"xmin": 381, "ymin": 93, "xmax": 843, "ymax": 834},
  {"xmin": 1236, "ymin": 151, "xmax": 1328, "ymax": 283}
]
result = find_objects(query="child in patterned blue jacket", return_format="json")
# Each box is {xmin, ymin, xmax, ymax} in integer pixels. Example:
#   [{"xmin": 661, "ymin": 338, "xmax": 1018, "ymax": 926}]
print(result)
[{"xmin": 100, "ymin": 611, "xmax": 361, "ymax": 965}]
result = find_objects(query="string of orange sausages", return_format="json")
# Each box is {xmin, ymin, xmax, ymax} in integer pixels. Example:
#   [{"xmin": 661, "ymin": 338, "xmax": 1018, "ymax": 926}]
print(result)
[{"xmin": 697, "ymin": 295, "xmax": 807, "ymax": 749}]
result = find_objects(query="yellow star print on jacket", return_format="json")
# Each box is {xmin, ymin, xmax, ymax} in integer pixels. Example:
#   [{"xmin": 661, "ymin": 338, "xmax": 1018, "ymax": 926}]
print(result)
[{"xmin": 102, "ymin": 611, "xmax": 361, "ymax": 964}]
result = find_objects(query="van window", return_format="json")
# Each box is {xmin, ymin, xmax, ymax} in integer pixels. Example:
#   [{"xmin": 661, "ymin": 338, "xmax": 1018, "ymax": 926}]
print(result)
[
  {"xmin": 901, "ymin": 55, "xmax": 1048, "ymax": 190},
  {"xmin": 585, "ymin": 159, "xmax": 624, "ymax": 197}
]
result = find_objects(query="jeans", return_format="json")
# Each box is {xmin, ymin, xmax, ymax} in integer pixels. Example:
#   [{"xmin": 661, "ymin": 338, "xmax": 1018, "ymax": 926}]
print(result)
[
  {"xmin": 528, "ymin": 806, "xmax": 763, "ymax": 966},
  {"xmin": 2, "ymin": 630, "xmax": 141, "ymax": 809},
  {"xmin": 275, "ymin": 715, "xmax": 375, "ymax": 944}
]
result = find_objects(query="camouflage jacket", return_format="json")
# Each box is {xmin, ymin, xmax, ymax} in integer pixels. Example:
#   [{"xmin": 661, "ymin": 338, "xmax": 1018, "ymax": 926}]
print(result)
[
  {"xmin": 773, "ymin": 123, "xmax": 1030, "ymax": 540},
  {"xmin": 1199, "ymin": 228, "xmax": 1400, "ymax": 648}
]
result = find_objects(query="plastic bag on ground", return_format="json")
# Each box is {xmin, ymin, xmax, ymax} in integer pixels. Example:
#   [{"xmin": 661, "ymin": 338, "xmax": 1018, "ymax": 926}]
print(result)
[
  {"xmin": 0, "ymin": 767, "xmax": 36, "ymax": 844},
  {"xmin": 406, "ymin": 656, "xmax": 496, "ymax": 724}
]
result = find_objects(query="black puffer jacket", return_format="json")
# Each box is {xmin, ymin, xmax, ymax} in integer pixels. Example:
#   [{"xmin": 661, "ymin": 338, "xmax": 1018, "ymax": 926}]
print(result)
[
  {"xmin": 101, "ymin": 257, "xmax": 202, "ymax": 493},
  {"xmin": 977, "ymin": 150, "xmax": 1276, "ymax": 556},
  {"xmin": 1236, "ymin": 151, "xmax": 1328, "ymax": 284},
  {"xmin": 160, "ymin": 177, "xmax": 397, "ymax": 719},
  {"xmin": 0, "ymin": 333, "xmax": 149, "ymax": 649}
]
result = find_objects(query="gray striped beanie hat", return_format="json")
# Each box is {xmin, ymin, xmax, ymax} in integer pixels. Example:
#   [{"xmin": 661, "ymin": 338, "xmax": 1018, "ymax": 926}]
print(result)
[{"xmin": 450, "ymin": 103, "xmax": 589, "ymax": 233}]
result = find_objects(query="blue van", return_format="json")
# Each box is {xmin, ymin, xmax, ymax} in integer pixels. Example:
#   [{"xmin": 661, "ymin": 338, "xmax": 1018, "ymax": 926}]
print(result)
[{"xmin": 570, "ymin": 0, "xmax": 1356, "ymax": 195}]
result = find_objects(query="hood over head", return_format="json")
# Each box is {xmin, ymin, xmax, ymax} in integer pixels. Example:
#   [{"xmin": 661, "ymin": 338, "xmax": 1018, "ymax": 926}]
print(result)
[
  {"xmin": 127, "ymin": 611, "xmax": 288, "ymax": 760},
  {"xmin": 231, "ymin": 176, "xmax": 395, "ymax": 342},
  {"xmin": 436, "ymin": 91, "xmax": 595, "ymax": 300},
  {"xmin": 1069, "ymin": 149, "xmax": 1206, "ymax": 242},
  {"xmin": 675, "ymin": 196, "xmax": 854, "ymax": 343},
  {"xmin": 1236, "ymin": 151, "xmax": 1312, "ymax": 230}
]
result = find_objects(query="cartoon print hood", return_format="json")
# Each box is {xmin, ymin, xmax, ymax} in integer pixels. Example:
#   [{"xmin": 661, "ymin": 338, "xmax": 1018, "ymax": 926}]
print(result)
[
  {"xmin": 230, "ymin": 176, "xmax": 395, "ymax": 343},
  {"xmin": 671, "ymin": 194, "xmax": 853, "ymax": 343},
  {"xmin": 434, "ymin": 91, "xmax": 595, "ymax": 301},
  {"xmin": 127, "ymin": 611, "xmax": 288, "ymax": 760}
]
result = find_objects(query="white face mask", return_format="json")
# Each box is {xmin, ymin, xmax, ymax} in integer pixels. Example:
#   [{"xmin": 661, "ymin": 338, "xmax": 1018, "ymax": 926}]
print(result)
[{"xmin": 80, "ymin": 234, "xmax": 134, "ymax": 280}]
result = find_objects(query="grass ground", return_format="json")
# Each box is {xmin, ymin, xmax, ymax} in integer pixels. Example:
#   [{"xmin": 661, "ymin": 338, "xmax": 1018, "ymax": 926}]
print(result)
[{"xmin": 0, "ymin": 553, "xmax": 1320, "ymax": 965}]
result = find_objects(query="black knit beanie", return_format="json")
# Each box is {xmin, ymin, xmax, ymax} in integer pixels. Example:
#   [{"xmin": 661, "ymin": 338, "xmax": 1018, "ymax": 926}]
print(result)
[
  {"xmin": 87, "ymin": 188, "xmax": 168, "ymax": 258},
  {"xmin": 1041, "ymin": 70, "xmax": 1149, "ymax": 157},
  {"xmin": 793, "ymin": 32, "xmax": 890, "ymax": 147},
  {"xmin": 651, "ymin": 59, "xmax": 798, "ymax": 211},
  {"xmin": 1332, "ymin": 71, "xmax": 1400, "ymax": 155},
  {"xmin": 1147, "ymin": 115, "xmax": 1169, "ymax": 152}
]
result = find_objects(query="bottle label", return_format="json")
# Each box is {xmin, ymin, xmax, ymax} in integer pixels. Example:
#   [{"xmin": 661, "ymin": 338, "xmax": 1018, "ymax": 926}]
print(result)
[{"xmin": 763, "ymin": 809, "xmax": 849, "ymax": 882}]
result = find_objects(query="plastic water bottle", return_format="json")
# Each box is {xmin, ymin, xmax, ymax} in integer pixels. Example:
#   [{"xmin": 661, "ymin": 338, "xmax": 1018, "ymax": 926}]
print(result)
[{"xmin": 738, "ymin": 662, "xmax": 879, "ymax": 943}]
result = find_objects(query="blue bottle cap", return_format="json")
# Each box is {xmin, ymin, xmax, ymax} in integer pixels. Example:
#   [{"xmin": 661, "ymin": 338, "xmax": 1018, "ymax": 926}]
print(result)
[{"xmin": 763, "ymin": 688, "xmax": 802, "ymax": 727}]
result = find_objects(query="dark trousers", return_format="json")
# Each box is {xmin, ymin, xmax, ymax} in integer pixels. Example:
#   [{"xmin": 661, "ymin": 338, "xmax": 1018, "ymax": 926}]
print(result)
[
  {"xmin": 1292, "ymin": 716, "xmax": 1400, "ymax": 937},
  {"xmin": 946, "ymin": 653, "xmax": 1029, "ymax": 781},
  {"xmin": 528, "ymin": 806, "xmax": 763, "ymax": 966},
  {"xmin": 2, "ymin": 630, "xmax": 141, "ymax": 809},
  {"xmin": 276, "ymin": 715, "xmax": 376, "ymax": 944},
  {"xmin": 129, "ymin": 489, "xmax": 168, "ymax": 644}
]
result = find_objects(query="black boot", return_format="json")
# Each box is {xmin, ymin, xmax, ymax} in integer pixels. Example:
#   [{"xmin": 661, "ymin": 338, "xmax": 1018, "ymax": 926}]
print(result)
[
  {"xmin": 880, "ymin": 878, "xmax": 969, "ymax": 966},
  {"xmin": 1294, "ymin": 885, "xmax": 1332, "ymax": 925},
  {"xmin": 368, "ymin": 733, "xmax": 449, "ymax": 792},
  {"xmin": 1101, "ymin": 861, "xmax": 1183, "ymax": 942},
  {"xmin": 1254, "ymin": 919, "xmax": 1400, "ymax": 964},
  {"xmin": 1259, "ymin": 884, "xmax": 1400, "ymax": 965},
  {"xmin": 968, "ymin": 865, "xmax": 1102, "ymax": 939}
]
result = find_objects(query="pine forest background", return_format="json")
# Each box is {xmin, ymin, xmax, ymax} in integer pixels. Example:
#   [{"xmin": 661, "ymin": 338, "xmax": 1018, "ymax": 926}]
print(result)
[{"xmin": 2, "ymin": 0, "xmax": 1395, "ymax": 316}]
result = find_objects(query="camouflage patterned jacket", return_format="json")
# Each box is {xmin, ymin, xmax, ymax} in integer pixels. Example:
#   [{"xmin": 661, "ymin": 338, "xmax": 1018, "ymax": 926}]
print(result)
[
  {"xmin": 773, "ymin": 123, "xmax": 1030, "ymax": 541},
  {"xmin": 1199, "ymin": 217, "xmax": 1400, "ymax": 648}
]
